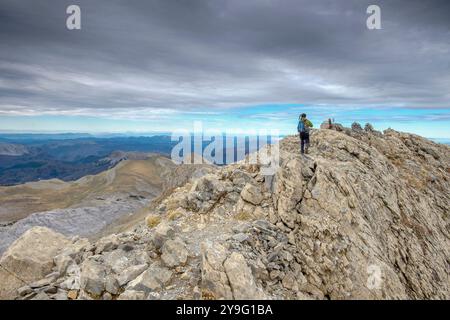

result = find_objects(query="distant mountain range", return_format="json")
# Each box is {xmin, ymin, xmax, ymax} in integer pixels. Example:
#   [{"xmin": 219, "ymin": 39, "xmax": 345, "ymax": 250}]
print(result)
[
  {"xmin": 0, "ymin": 133, "xmax": 94, "ymax": 141},
  {"xmin": 0, "ymin": 134, "xmax": 273, "ymax": 186},
  {"xmin": 0, "ymin": 135, "xmax": 177, "ymax": 186}
]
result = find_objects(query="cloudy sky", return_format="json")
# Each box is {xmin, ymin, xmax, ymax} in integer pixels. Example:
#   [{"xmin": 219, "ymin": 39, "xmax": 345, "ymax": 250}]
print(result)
[{"xmin": 0, "ymin": 0, "xmax": 449, "ymax": 137}]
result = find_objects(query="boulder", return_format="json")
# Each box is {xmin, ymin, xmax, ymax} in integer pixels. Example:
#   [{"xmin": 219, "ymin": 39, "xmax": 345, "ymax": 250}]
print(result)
[
  {"xmin": 273, "ymin": 158, "xmax": 303, "ymax": 228},
  {"xmin": 59, "ymin": 264, "xmax": 81, "ymax": 290},
  {"xmin": 60, "ymin": 275, "xmax": 80, "ymax": 291},
  {"xmin": 94, "ymin": 234, "xmax": 119, "ymax": 254},
  {"xmin": 240, "ymin": 183, "xmax": 263, "ymax": 205},
  {"xmin": 223, "ymin": 252, "xmax": 267, "ymax": 299},
  {"xmin": 54, "ymin": 253, "xmax": 75, "ymax": 276},
  {"xmin": 117, "ymin": 263, "xmax": 148, "ymax": 287},
  {"xmin": 54, "ymin": 237, "xmax": 90, "ymax": 271},
  {"xmin": 200, "ymin": 242, "xmax": 233, "ymax": 299},
  {"xmin": 152, "ymin": 222, "xmax": 175, "ymax": 249},
  {"xmin": 185, "ymin": 174, "xmax": 232, "ymax": 213},
  {"xmin": 127, "ymin": 264, "xmax": 172, "ymax": 293},
  {"xmin": 193, "ymin": 175, "xmax": 230, "ymax": 200},
  {"xmin": 103, "ymin": 250, "xmax": 130, "ymax": 274},
  {"xmin": 230, "ymin": 170, "xmax": 254, "ymax": 189},
  {"xmin": 17, "ymin": 285, "xmax": 33, "ymax": 297},
  {"xmin": 0, "ymin": 226, "xmax": 70, "ymax": 299},
  {"xmin": 80, "ymin": 259, "xmax": 107, "ymax": 296},
  {"xmin": 161, "ymin": 238, "xmax": 188, "ymax": 268},
  {"xmin": 105, "ymin": 275, "xmax": 120, "ymax": 295},
  {"xmin": 234, "ymin": 197, "xmax": 256, "ymax": 219}
]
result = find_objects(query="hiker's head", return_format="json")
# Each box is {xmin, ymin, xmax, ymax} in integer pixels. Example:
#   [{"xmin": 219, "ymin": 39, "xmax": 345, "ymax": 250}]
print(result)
[{"xmin": 300, "ymin": 113, "xmax": 307, "ymax": 119}]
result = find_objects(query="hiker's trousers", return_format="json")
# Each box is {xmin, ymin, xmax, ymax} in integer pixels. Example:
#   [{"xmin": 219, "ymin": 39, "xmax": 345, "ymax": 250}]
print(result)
[{"xmin": 299, "ymin": 132, "xmax": 310, "ymax": 154}]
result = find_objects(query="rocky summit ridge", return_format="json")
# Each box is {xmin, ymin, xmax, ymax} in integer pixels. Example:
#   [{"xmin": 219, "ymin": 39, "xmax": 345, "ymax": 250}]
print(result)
[{"xmin": 0, "ymin": 127, "xmax": 449, "ymax": 300}]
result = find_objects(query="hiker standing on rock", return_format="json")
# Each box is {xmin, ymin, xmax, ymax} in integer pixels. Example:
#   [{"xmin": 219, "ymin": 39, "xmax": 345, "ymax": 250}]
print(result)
[{"xmin": 297, "ymin": 113, "xmax": 313, "ymax": 154}]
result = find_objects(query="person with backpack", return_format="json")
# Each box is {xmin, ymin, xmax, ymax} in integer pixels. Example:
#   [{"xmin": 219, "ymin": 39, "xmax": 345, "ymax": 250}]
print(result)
[{"xmin": 297, "ymin": 113, "xmax": 313, "ymax": 154}]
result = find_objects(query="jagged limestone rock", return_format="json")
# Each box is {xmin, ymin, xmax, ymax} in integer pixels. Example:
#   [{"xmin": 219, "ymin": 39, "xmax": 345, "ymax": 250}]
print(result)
[
  {"xmin": 94, "ymin": 234, "xmax": 119, "ymax": 254},
  {"xmin": 0, "ymin": 226, "xmax": 69, "ymax": 299},
  {"xmin": 184, "ymin": 174, "xmax": 233, "ymax": 213},
  {"xmin": 152, "ymin": 222, "xmax": 175, "ymax": 249},
  {"xmin": 200, "ymin": 242, "xmax": 233, "ymax": 299},
  {"xmin": 200, "ymin": 241, "xmax": 267, "ymax": 299},
  {"xmin": 117, "ymin": 264, "xmax": 148, "ymax": 287},
  {"xmin": 1, "ymin": 128, "xmax": 448, "ymax": 300},
  {"xmin": 103, "ymin": 250, "xmax": 131, "ymax": 274},
  {"xmin": 273, "ymin": 158, "xmax": 303, "ymax": 229},
  {"xmin": 126, "ymin": 264, "xmax": 172, "ymax": 293},
  {"xmin": 80, "ymin": 259, "xmax": 107, "ymax": 296},
  {"xmin": 161, "ymin": 238, "xmax": 188, "ymax": 268},
  {"xmin": 240, "ymin": 183, "xmax": 263, "ymax": 205},
  {"xmin": 54, "ymin": 253, "xmax": 75, "ymax": 276},
  {"xmin": 105, "ymin": 275, "xmax": 120, "ymax": 295},
  {"xmin": 223, "ymin": 252, "xmax": 267, "ymax": 299}
]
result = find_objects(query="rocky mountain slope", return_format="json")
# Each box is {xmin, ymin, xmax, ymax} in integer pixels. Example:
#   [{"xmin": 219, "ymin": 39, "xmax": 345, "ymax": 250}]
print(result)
[
  {"xmin": 0, "ymin": 154, "xmax": 213, "ymax": 255},
  {"xmin": 1, "ymin": 127, "xmax": 449, "ymax": 300}
]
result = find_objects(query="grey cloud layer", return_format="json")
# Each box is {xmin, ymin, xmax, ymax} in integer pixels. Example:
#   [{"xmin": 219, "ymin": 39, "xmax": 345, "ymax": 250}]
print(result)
[{"xmin": 0, "ymin": 0, "xmax": 449, "ymax": 117}]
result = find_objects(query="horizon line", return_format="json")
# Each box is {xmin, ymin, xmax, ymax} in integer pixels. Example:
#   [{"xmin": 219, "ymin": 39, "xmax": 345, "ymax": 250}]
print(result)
[{"xmin": 0, "ymin": 130, "xmax": 449, "ymax": 141}]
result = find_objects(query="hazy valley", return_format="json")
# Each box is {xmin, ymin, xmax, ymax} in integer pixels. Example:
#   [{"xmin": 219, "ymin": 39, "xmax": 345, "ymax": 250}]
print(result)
[{"xmin": 0, "ymin": 135, "xmax": 177, "ymax": 186}]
